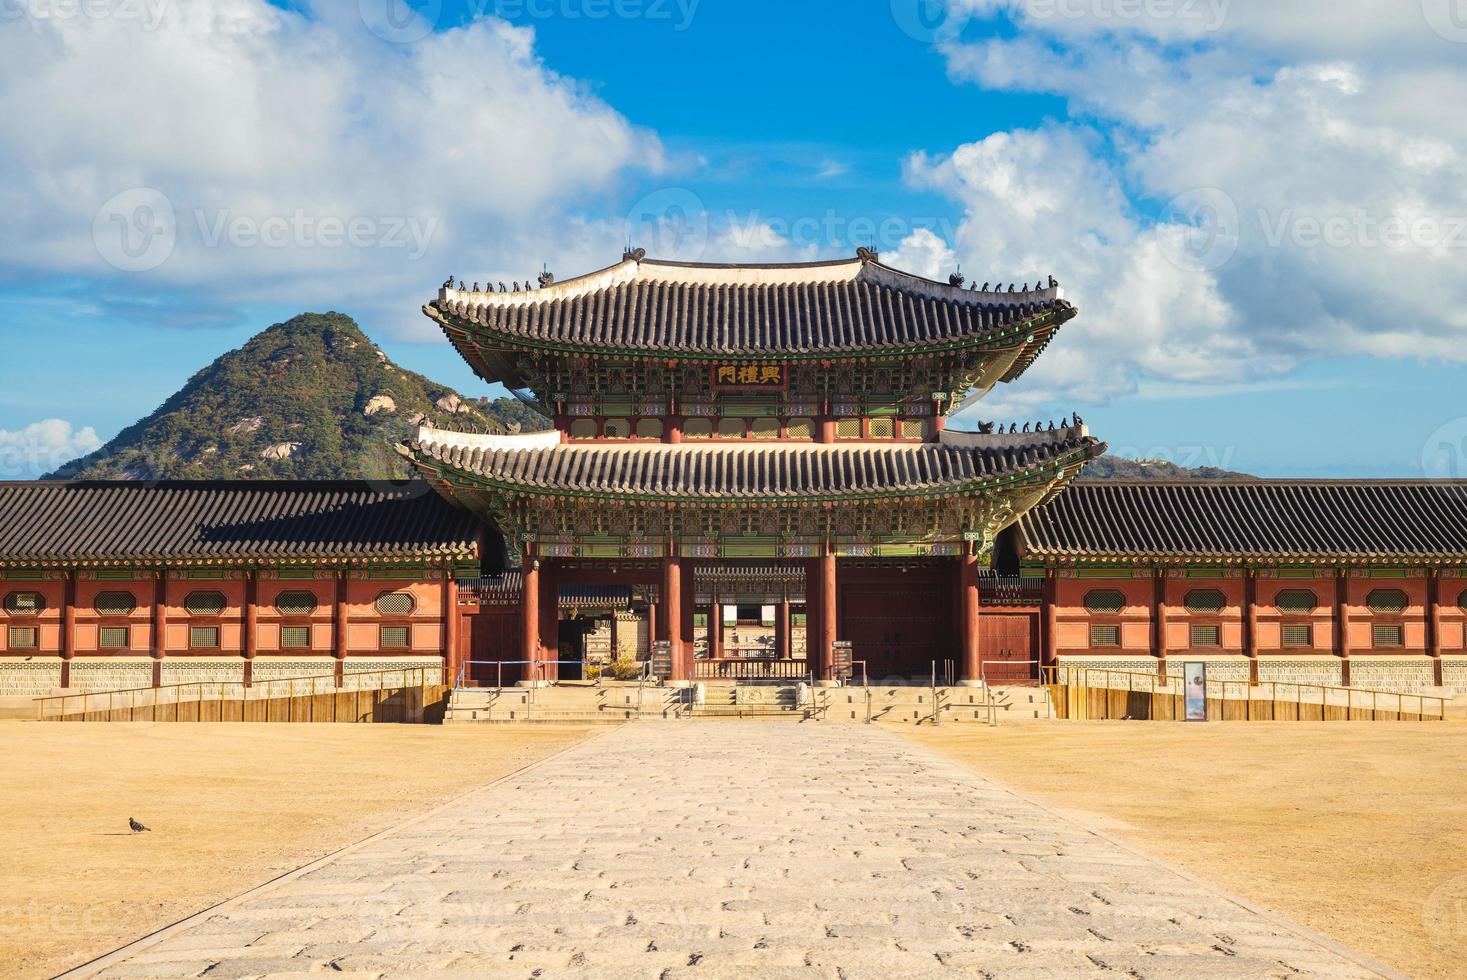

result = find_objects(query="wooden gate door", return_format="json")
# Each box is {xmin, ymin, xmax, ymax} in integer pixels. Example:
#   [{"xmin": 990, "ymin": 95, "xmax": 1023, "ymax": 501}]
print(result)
[
  {"xmin": 979, "ymin": 613, "xmax": 1038, "ymax": 683},
  {"xmin": 465, "ymin": 609, "xmax": 522, "ymax": 686},
  {"xmin": 840, "ymin": 582, "xmax": 952, "ymax": 680}
]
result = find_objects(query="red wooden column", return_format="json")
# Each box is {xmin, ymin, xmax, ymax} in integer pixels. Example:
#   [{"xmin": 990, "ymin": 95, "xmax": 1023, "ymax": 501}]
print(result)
[
  {"xmin": 1042, "ymin": 572, "xmax": 1058, "ymax": 675},
  {"xmin": 708, "ymin": 600, "xmax": 722, "ymax": 660},
  {"xmin": 538, "ymin": 560, "xmax": 560, "ymax": 682},
  {"xmin": 60, "ymin": 571, "xmax": 76, "ymax": 690},
  {"xmin": 333, "ymin": 570, "xmax": 349, "ymax": 687},
  {"xmin": 151, "ymin": 570, "xmax": 168, "ymax": 689},
  {"xmin": 1244, "ymin": 570, "xmax": 1259, "ymax": 685},
  {"xmin": 776, "ymin": 600, "xmax": 791, "ymax": 662},
  {"xmin": 959, "ymin": 551, "xmax": 981, "ymax": 685},
  {"xmin": 243, "ymin": 569, "xmax": 258, "ymax": 689},
  {"xmin": 443, "ymin": 571, "xmax": 460, "ymax": 687},
  {"xmin": 1152, "ymin": 571, "xmax": 1168, "ymax": 678},
  {"xmin": 1428, "ymin": 570, "xmax": 1443, "ymax": 687},
  {"xmin": 818, "ymin": 417, "xmax": 836, "ymax": 444},
  {"xmin": 1335, "ymin": 570, "xmax": 1352, "ymax": 687},
  {"xmin": 666, "ymin": 417, "xmax": 684, "ymax": 444},
  {"xmin": 818, "ymin": 549, "xmax": 837, "ymax": 682},
  {"xmin": 521, "ymin": 559, "xmax": 541, "ymax": 684},
  {"xmin": 662, "ymin": 555, "xmax": 685, "ymax": 681}
]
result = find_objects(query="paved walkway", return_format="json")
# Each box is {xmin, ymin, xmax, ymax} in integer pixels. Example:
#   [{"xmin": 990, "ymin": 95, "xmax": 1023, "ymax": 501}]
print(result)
[{"xmin": 80, "ymin": 723, "xmax": 1384, "ymax": 979}]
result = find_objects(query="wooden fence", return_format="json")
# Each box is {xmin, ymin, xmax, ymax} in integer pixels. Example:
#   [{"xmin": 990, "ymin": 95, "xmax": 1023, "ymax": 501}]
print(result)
[
  {"xmin": 34, "ymin": 668, "xmax": 449, "ymax": 724},
  {"xmin": 1045, "ymin": 666, "xmax": 1446, "ymax": 723}
]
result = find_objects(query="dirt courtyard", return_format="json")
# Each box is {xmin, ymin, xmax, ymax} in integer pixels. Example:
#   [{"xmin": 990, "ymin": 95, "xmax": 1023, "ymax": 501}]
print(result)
[
  {"xmin": 0, "ymin": 722, "xmax": 596, "ymax": 979},
  {"xmin": 904, "ymin": 720, "xmax": 1467, "ymax": 980}
]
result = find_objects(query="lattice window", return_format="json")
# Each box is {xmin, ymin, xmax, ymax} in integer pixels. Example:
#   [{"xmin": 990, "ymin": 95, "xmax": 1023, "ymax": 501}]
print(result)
[
  {"xmin": 717, "ymin": 418, "xmax": 746, "ymax": 438},
  {"xmin": 3, "ymin": 591, "xmax": 45, "ymax": 615},
  {"xmin": 900, "ymin": 418, "xmax": 926, "ymax": 440},
  {"xmin": 1460, "ymin": 589, "xmax": 1467, "ymax": 611},
  {"xmin": 99, "ymin": 626, "xmax": 130, "ymax": 649},
  {"xmin": 635, "ymin": 418, "xmax": 663, "ymax": 440},
  {"xmin": 1084, "ymin": 590, "xmax": 1126, "ymax": 613},
  {"xmin": 1089, "ymin": 625, "xmax": 1120, "ymax": 648},
  {"xmin": 274, "ymin": 591, "xmax": 318, "ymax": 616},
  {"xmin": 1190, "ymin": 624, "xmax": 1221, "ymax": 647},
  {"xmin": 835, "ymin": 419, "xmax": 862, "ymax": 440},
  {"xmin": 868, "ymin": 418, "xmax": 895, "ymax": 439},
  {"xmin": 1372, "ymin": 624, "xmax": 1404, "ymax": 648},
  {"xmin": 684, "ymin": 418, "xmax": 713, "ymax": 439},
  {"xmin": 1281, "ymin": 624, "xmax": 1312, "ymax": 648},
  {"xmin": 94, "ymin": 591, "xmax": 137, "ymax": 615},
  {"xmin": 379, "ymin": 625, "xmax": 411, "ymax": 648},
  {"xmin": 1366, "ymin": 589, "xmax": 1408, "ymax": 614},
  {"xmin": 189, "ymin": 626, "xmax": 220, "ymax": 649},
  {"xmin": 785, "ymin": 417, "xmax": 814, "ymax": 440},
  {"xmin": 184, "ymin": 591, "xmax": 227, "ymax": 616},
  {"xmin": 280, "ymin": 625, "xmax": 311, "ymax": 649},
  {"xmin": 1275, "ymin": 589, "xmax": 1317, "ymax": 614},
  {"xmin": 749, "ymin": 418, "xmax": 779, "ymax": 439},
  {"xmin": 568, "ymin": 419, "xmax": 597, "ymax": 440},
  {"xmin": 603, "ymin": 418, "xmax": 631, "ymax": 439},
  {"xmin": 375, "ymin": 592, "xmax": 415, "ymax": 615},
  {"xmin": 1184, "ymin": 589, "xmax": 1226, "ymax": 613},
  {"xmin": 8, "ymin": 626, "xmax": 37, "ymax": 648}
]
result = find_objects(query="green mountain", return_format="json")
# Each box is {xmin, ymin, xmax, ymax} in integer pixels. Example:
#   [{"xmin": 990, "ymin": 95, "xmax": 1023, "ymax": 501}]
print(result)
[
  {"xmin": 1081, "ymin": 455, "xmax": 1250, "ymax": 480},
  {"xmin": 47, "ymin": 312, "xmax": 550, "ymax": 481}
]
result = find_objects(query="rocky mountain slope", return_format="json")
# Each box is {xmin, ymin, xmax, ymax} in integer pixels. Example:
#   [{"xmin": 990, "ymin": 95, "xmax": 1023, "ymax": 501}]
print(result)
[{"xmin": 47, "ymin": 312, "xmax": 549, "ymax": 481}]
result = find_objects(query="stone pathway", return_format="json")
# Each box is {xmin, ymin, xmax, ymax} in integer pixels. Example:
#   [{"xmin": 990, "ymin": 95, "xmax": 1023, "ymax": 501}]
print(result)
[{"xmin": 78, "ymin": 723, "xmax": 1385, "ymax": 979}]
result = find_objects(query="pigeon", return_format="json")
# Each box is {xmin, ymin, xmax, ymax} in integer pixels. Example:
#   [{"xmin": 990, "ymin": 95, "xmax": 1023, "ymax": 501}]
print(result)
[{"xmin": 129, "ymin": 817, "xmax": 150, "ymax": 833}]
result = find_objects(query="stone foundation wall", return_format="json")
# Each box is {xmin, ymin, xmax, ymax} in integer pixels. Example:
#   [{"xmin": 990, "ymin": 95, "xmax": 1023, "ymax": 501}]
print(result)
[
  {"xmin": 1347, "ymin": 658, "xmax": 1437, "ymax": 692},
  {"xmin": 1252, "ymin": 657, "xmax": 1344, "ymax": 687},
  {"xmin": 341, "ymin": 656, "xmax": 443, "ymax": 689},
  {"xmin": 69, "ymin": 657, "xmax": 155, "ymax": 692},
  {"xmin": 0, "ymin": 657, "xmax": 63, "ymax": 695},
  {"xmin": 160, "ymin": 660, "xmax": 247, "ymax": 687},
  {"xmin": 249, "ymin": 658, "xmax": 337, "ymax": 683},
  {"xmin": 1439, "ymin": 657, "xmax": 1467, "ymax": 693}
]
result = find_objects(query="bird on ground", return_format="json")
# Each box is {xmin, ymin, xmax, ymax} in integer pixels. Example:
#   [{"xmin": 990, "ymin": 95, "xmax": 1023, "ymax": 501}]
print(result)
[{"xmin": 128, "ymin": 818, "xmax": 150, "ymax": 833}]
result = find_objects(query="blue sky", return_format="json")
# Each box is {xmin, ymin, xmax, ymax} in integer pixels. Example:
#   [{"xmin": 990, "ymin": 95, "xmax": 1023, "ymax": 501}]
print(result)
[{"xmin": 2, "ymin": 0, "xmax": 1465, "ymax": 479}]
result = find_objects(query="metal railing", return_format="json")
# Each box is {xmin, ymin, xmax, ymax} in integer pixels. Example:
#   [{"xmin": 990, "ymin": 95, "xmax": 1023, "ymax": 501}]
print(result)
[
  {"xmin": 457, "ymin": 659, "xmax": 594, "ymax": 701},
  {"xmin": 1043, "ymin": 665, "xmax": 1448, "ymax": 721},
  {"xmin": 981, "ymin": 658, "xmax": 1045, "ymax": 727},
  {"xmin": 33, "ymin": 665, "xmax": 443, "ymax": 722},
  {"xmin": 694, "ymin": 658, "xmax": 809, "ymax": 680}
]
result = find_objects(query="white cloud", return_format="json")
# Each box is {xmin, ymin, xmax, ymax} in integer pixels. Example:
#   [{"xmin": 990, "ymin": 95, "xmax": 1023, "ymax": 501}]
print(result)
[
  {"xmin": 919, "ymin": 1, "xmax": 1467, "ymax": 408},
  {"xmin": 0, "ymin": 1, "xmax": 663, "ymax": 337},
  {"xmin": 0, "ymin": 420, "xmax": 103, "ymax": 479}
]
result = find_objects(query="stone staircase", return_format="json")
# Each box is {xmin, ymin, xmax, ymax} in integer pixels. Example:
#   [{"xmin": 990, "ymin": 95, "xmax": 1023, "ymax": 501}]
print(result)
[
  {"xmin": 689, "ymin": 681, "xmax": 807, "ymax": 718},
  {"xmin": 443, "ymin": 680, "xmax": 1053, "ymax": 725}
]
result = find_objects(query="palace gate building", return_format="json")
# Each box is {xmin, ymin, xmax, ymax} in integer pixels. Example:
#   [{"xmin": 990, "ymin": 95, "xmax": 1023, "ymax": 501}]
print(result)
[{"xmin": 3, "ymin": 250, "xmax": 1467, "ymax": 697}]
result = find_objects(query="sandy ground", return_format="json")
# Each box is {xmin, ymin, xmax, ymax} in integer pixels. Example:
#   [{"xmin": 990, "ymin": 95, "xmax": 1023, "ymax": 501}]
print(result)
[
  {"xmin": 0, "ymin": 722, "xmax": 597, "ymax": 979},
  {"xmin": 903, "ymin": 720, "xmax": 1467, "ymax": 980}
]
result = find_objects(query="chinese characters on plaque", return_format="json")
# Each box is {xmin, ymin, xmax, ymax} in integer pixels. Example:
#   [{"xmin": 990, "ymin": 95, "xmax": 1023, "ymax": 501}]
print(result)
[{"xmin": 712, "ymin": 364, "xmax": 786, "ymax": 390}]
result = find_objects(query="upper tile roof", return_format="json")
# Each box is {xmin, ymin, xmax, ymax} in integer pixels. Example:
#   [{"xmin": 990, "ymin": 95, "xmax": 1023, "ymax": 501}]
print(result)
[
  {"xmin": 0, "ymin": 481, "xmax": 483, "ymax": 566},
  {"xmin": 428, "ymin": 251, "xmax": 1073, "ymax": 359},
  {"xmin": 1015, "ymin": 480, "xmax": 1467, "ymax": 562}
]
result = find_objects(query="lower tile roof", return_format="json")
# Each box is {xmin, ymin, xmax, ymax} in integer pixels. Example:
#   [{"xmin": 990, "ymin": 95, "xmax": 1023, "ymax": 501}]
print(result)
[
  {"xmin": 1016, "ymin": 480, "xmax": 1467, "ymax": 562},
  {"xmin": 401, "ymin": 434, "xmax": 1104, "ymax": 501},
  {"xmin": 0, "ymin": 481, "xmax": 483, "ymax": 566}
]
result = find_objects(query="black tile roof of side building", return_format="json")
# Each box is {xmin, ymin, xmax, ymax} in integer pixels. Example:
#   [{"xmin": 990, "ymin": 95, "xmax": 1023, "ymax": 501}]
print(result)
[
  {"xmin": 1015, "ymin": 480, "xmax": 1467, "ymax": 562},
  {"xmin": 0, "ymin": 481, "xmax": 485, "ymax": 565}
]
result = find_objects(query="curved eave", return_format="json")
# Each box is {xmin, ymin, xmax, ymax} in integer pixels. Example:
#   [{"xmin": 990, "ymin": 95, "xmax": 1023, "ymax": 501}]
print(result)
[
  {"xmin": 1021, "ymin": 550, "xmax": 1467, "ymax": 567},
  {"xmin": 424, "ymin": 299, "xmax": 1075, "ymax": 366},
  {"xmin": 396, "ymin": 440, "xmax": 1106, "ymax": 507}
]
